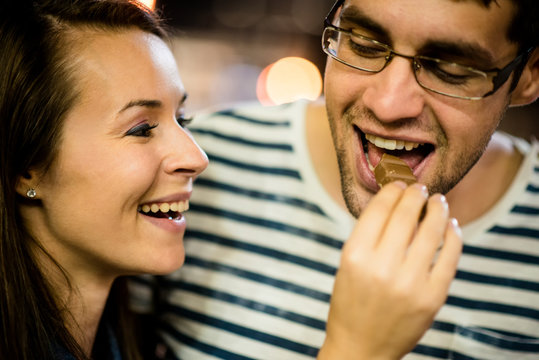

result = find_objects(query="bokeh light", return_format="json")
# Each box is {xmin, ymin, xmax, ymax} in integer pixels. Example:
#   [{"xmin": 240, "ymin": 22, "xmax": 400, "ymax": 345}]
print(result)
[
  {"xmin": 256, "ymin": 63, "xmax": 274, "ymax": 106},
  {"xmin": 257, "ymin": 57, "xmax": 323, "ymax": 106},
  {"xmin": 136, "ymin": 0, "xmax": 156, "ymax": 10}
]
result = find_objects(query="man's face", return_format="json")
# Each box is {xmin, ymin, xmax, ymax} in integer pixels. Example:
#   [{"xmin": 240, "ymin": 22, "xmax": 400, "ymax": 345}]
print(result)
[{"xmin": 324, "ymin": 0, "xmax": 518, "ymax": 217}]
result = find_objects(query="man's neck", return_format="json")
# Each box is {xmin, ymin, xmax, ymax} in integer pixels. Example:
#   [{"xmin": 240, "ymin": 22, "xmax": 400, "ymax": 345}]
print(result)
[{"xmin": 305, "ymin": 101, "xmax": 348, "ymax": 211}]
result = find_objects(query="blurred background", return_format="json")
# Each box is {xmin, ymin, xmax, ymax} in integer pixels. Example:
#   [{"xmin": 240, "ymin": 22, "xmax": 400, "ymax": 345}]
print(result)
[
  {"xmin": 142, "ymin": 0, "xmax": 537, "ymax": 138},
  {"xmin": 157, "ymin": 0, "xmax": 333, "ymax": 112}
]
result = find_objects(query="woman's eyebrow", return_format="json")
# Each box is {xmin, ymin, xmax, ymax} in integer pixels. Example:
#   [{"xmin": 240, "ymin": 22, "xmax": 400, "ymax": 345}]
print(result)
[
  {"xmin": 118, "ymin": 99, "xmax": 162, "ymax": 114},
  {"xmin": 119, "ymin": 92, "xmax": 188, "ymax": 114}
]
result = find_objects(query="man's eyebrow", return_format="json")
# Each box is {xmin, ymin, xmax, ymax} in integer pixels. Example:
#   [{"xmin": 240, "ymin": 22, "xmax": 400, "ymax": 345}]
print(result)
[
  {"xmin": 338, "ymin": 5, "xmax": 497, "ymax": 68},
  {"xmin": 420, "ymin": 41, "xmax": 496, "ymax": 68},
  {"xmin": 119, "ymin": 99, "xmax": 162, "ymax": 114},
  {"xmin": 339, "ymin": 5, "xmax": 390, "ymax": 43}
]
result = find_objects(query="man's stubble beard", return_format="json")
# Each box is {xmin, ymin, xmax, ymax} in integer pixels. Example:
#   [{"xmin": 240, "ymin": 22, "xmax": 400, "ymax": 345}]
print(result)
[{"xmin": 328, "ymin": 106, "xmax": 501, "ymax": 219}]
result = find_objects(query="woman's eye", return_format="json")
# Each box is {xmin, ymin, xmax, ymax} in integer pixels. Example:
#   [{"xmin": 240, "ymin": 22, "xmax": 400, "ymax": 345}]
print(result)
[
  {"xmin": 176, "ymin": 116, "xmax": 193, "ymax": 128},
  {"xmin": 126, "ymin": 123, "xmax": 158, "ymax": 137}
]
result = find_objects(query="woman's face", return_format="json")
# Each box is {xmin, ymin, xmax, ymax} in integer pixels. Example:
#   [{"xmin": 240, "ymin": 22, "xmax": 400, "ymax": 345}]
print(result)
[{"xmin": 27, "ymin": 29, "xmax": 208, "ymax": 280}]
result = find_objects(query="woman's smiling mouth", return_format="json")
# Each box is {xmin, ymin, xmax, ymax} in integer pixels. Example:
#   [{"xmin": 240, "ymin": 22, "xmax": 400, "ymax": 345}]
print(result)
[{"xmin": 138, "ymin": 200, "xmax": 189, "ymax": 220}]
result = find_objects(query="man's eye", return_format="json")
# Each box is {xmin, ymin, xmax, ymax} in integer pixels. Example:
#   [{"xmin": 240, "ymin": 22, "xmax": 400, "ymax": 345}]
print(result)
[
  {"xmin": 126, "ymin": 123, "xmax": 158, "ymax": 137},
  {"xmin": 348, "ymin": 36, "xmax": 387, "ymax": 58},
  {"xmin": 423, "ymin": 61, "xmax": 476, "ymax": 85},
  {"xmin": 176, "ymin": 116, "xmax": 193, "ymax": 128}
]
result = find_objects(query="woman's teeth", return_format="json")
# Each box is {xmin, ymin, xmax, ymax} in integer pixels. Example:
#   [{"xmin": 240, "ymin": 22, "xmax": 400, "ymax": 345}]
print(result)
[
  {"xmin": 139, "ymin": 200, "xmax": 189, "ymax": 215},
  {"xmin": 365, "ymin": 133, "xmax": 421, "ymax": 151}
]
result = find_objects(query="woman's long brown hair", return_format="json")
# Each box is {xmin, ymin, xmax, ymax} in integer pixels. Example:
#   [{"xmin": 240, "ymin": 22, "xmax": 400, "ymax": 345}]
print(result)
[{"xmin": 0, "ymin": 1, "xmax": 166, "ymax": 358}]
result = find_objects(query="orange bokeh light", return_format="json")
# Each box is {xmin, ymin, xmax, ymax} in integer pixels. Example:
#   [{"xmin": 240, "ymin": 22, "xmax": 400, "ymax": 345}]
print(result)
[
  {"xmin": 136, "ymin": 0, "xmax": 156, "ymax": 10},
  {"xmin": 256, "ymin": 63, "xmax": 274, "ymax": 106},
  {"xmin": 256, "ymin": 57, "xmax": 323, "ymax": 106}
]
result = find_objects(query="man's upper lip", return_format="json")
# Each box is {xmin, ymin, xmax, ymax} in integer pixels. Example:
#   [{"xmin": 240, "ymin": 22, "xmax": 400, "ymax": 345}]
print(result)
[{"xmin": 356, "ymin": 125, "xmax": 432, "ymax": 146}]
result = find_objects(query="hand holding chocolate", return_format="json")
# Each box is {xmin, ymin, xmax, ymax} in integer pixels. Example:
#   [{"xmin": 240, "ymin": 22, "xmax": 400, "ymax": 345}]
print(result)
[{"xmin": 374, "ymin": 153, "xmax": 417, "ymax": 187}]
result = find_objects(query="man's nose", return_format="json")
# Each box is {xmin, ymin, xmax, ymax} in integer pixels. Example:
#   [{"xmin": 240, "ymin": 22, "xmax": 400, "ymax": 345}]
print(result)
[{"xmin": 361, "ymin": 56, "xmax": 425, "ymax": 123}]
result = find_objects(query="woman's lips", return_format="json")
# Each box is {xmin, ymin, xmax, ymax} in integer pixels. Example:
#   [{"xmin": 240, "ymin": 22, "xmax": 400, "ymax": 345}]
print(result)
[
  {"xmin": 138, "ymin": 200, "xmax": 189, "ymax": 219},
  {"xmin": 138, "ymin": 199, "xmax": 190, "ymax": 232}
]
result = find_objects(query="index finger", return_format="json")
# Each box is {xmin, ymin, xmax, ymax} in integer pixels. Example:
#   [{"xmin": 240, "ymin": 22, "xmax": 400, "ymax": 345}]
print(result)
[{"xmin": 346, "ymin": 181, "xmax": 407, "ymax": 252}]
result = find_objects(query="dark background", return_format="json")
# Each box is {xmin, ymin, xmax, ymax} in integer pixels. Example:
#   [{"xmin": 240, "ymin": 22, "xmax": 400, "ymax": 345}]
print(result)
[{"xmin": 155, "ymin": 0, "xmax": 537, "ymax": 139}]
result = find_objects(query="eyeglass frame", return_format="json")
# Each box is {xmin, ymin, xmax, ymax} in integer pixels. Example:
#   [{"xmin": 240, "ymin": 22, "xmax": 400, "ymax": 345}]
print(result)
[{"xmin": 323, "ymin": 0, "xmax": 534, "ymax": 100}]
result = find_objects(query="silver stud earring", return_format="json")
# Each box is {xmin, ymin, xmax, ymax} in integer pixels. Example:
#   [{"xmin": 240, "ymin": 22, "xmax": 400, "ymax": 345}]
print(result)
[{"xmin": 26, "ymin": 188, "xmax": 36, "ymax": 198}]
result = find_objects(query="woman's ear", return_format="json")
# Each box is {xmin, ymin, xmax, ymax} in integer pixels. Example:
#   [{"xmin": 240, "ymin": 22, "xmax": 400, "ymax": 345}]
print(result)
[
  {"xmin": 510, "ymin": 48, "xmax": 539, "ymax": 106},
  {"xmin": 16, "ymin": 170, "xmax": 40, "ymax": 199}
]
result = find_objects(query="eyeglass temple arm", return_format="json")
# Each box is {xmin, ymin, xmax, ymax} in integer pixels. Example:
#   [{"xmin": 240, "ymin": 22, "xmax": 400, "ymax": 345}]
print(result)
[
  {"xmin": 324, "ymin": 0, "xmax": 345, "ymax": 27},
  {"xmin": 484, "ymin": 47, "xmax": 534, "ymax": 97}
]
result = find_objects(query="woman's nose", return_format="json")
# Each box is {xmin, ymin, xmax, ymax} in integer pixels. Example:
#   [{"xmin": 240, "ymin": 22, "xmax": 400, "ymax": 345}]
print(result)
[
  {"xmin": 361, "ymin": 57, "xmax": 425, "ymax": 123},
  {"xmin": 165, "ymin": 124, "xmax": 208, "ymax": 177}
]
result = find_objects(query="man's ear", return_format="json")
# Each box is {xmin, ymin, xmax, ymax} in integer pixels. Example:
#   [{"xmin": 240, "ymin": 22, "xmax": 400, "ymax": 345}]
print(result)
[
  {"xmin": 15, "ymin": 170, "xmax": 40, "ymax": 199},
  {"xmin": 510, "ymin": 48, "xmax": 539, "ymax": 106}
]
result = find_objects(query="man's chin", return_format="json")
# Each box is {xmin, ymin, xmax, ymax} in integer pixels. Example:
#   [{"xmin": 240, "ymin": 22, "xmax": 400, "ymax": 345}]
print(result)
[{"xmin": 340, "ymin": 180, "xmax": 373, "ymax": 218}]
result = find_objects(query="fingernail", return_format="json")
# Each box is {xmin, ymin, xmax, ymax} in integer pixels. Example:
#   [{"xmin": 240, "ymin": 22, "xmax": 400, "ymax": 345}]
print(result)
[
  {"xmin": 412, "ymin": 183, "xmax": 428, "ymax": 197},
  {"xmin": 450, "ymin": 218, "xmax": 462, "ymax": 237},
  {"xmin": 440, "ymin": 194, "xmax": 448, "ymax": 205}
]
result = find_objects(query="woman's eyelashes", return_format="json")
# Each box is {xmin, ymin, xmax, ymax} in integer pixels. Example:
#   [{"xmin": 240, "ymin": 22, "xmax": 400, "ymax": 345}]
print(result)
[
  {"xmin": 126, "ymin": 123, "xmax": 158, "ymax": 137},
  {"xmin": 125, "ymin": 114, "xmax": 192, "ymax": 137},
  {"xmin": 176, "ymin": 115, "xmax": 193, "ymax": 128}
]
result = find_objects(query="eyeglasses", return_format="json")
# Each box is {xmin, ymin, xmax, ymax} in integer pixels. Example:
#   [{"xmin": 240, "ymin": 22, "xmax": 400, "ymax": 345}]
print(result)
[{"xmin": 322, "ymin": 0, "xmax": 533, "ymax": 100}]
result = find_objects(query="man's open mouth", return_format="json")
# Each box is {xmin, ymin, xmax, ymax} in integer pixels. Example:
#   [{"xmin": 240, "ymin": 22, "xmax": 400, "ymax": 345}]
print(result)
[
  {"xmin": 357, "ymin": 126, "xmax": 434, "ymax": 171},
  {"xmin": 138, "ymin": 200, "xmax": 189, "ymax": 220}
]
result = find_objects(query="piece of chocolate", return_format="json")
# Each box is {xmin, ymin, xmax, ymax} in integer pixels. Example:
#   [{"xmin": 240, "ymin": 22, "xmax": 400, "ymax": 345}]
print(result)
[{"xmin": 374, "ymin": 153, "xmax": 417, "ymax": 187}]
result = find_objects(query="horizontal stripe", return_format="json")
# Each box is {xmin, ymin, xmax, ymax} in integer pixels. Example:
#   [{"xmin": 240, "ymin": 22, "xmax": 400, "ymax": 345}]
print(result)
[
  {"xmin": 163, "ymin": 280, "xmax": 327, "ymax": 330},
  {"xmin": 527, "ymin": 183, "xmax": 539, "ymax": 193},
  {"xmin": 189, "ymin": 204, "xmax": 344, "ymax": 249},
  {"xmin": 206, "ymin": 152, "xmax": 301, "ymax": 179},
  {"xmin": 190, "ymin": 128, "xmax": 293, "ymax": 151},
  {"xmin": 488, "ymin": 225, "xmax": 539, "ymax": 239},
  {"xmin": 463, "ymin": 244, "xmax": 539, "ymax": 265},
  {"xmin": 413, "ymin": 321, "xmax": 539, "ymax": 357},
  {"xmin": 511, "ymin": 205, "xmax": 539, "ymax": 215},
  {"xmin": 160, "ymin": 321, "xmax": 253, "ymax": 360},
  {"xmin": 456, "ymin": 326, "xmax": 539, "ymax": 352},
  {"xmin": 449, "ymin": 352, "xmax": 480, "ymax": 360},
  {"xmin": 446, "ymin": 295, "xmax": 539, "ymax": 320},
  {"xmin": 161, "ymin": 305, "xmax": 320, "ymax": 356},
  {"xmin": 193, "ymin": 178, "xmax": 326, "ymax": 216},
  {"xmin": 184, "ymin": 256, "xmax": 331, "ymax": 302},
  {"xmin": 456, "ymin": 270, "xmax": 539, "ymax": 291},
  {"xmin": 186, "ymin": 230, "xmax": 337, "ymax": 275},
  {"xmin": 213, "ymin": 109, "xmax": 291, "ymax": 127},
  {"xmin": 431, "ymin": 321, "xmax": 539, "ymax": 349},
  {"xmin": 411, "ymin": 343, "xmax": 449, "ymax": 358}
]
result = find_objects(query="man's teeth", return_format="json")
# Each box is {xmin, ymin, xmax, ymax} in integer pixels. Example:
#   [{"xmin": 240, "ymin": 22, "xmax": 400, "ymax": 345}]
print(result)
[
  {"xmin": 365, "ymin": 133, "xmax": 421, "ymax": 151},
  {"xmin": 139, "ymin": 200, "xmax": 189, "ymax": 214}
]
